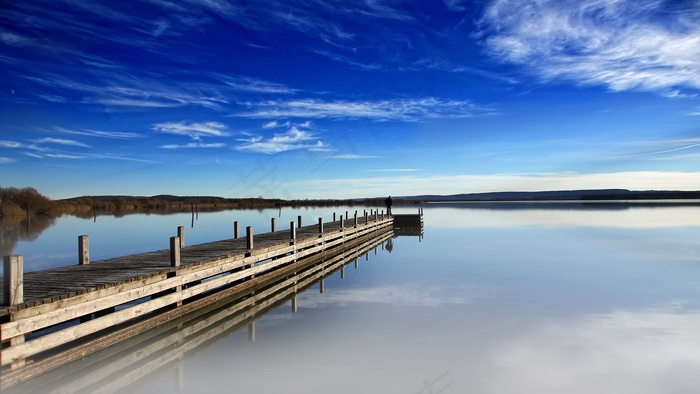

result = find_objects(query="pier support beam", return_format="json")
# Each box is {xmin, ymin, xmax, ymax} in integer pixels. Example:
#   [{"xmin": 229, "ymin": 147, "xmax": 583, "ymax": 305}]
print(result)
[
  {"xmin": 234, "ymin": 221, "xmax": 240, "ymax": 239},
  {"xmin": 297, "ymin": 215, "xmax": 302, "ymax": 229},
  {"xmin": 354, "ymin": 212, "xmax": 358, "ymax": 227},
  {"xmin": 246, "ymin": 226, "xmax": 254, "ymax": 250},
  {"xmin": 3, "ymin": 255, "xmax": 23, "ymax": 306},
  {"xmin": 78, "ymin": 235, "xmax": 89, "ymax": 265},
  {"xmin": 340, "ymin": 215, "xmax": 344, "ymax": 231},
  {"xmin": 318, "ymin": 217, "xmax": 323, "ymax": 234},
  {"xmin": 271, "ymin": 218, "xmax": 276, "ymax": 233}
]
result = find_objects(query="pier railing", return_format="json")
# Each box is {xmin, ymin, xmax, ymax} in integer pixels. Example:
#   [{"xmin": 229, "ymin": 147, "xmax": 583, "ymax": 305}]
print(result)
[{"xmin": 0, "ymin": 210, "xmax": 395, "ymax": 371}]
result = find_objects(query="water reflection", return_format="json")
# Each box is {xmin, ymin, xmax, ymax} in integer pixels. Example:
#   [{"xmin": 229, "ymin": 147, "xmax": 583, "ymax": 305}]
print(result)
[{"xmin": 0, "ymin": 214, "xmax": 56, "ymax": 258}]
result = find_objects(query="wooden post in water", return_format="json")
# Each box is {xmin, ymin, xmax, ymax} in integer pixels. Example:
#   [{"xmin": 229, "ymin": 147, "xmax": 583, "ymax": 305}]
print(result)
[
  {"xmin": 234, "ymin": 221, "xmax": 240, "ymax": 239},
  {"xmin": 271, "ymin": 218, "xmax": 276, "ymax": 233},
  {"xmin": 177, "ymin": 226, "xmax": 185, "ymax": 248},
  {"xmin": 318, "ymin": 217, "xmax": 323, "ymax": 234},
  {"xmin": 3, "ymin": 255, "xmax": 23, "ymax": 306},
  {"xmin": 364, "ymin": 210, "xmax": 368, "ymax": 223},
  {"xmin": 381, "ymin": 210, "xmax": 384, "ymax": 219},
  {"xmin": 170, "ymin": 237, "xmax": 181, "ymax": 267},
  {"xmin": 169, "ymin": 237, "xmax": 182, "ymax": 307},
  {"xmin": 333, "ymin": 212, "xmax": 337, "ymax": 222},
  {"xmin": 340, "ymin": 215, "xmax": 344, "ymax": 231},
  {"xmin": 246, "ymin": 226, "xmax": 254, "ymax": 250},
  {"xmin": 78, "ymin": 235, "xmax": 89, "ymax": 265},
  {"xmin": 297, "ymin": 215, "xmax": 302, "ymax": 229},
  {"xmin": 354, "ymin": 211, "xmax": 358, "ymax": 227},
  {"xmin": 246, "ymin": 226, "xmax": 254, "ymax": 279}
]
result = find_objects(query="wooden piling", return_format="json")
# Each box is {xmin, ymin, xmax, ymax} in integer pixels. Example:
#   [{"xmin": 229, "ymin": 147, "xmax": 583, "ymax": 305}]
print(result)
[
  {"xmin": 177, "ymin": 226, "xmax": 185, "ymax": 248},
  {"xmin": 333, "ymin": 212, "xmax": 336, "ymax": 221},
  {"xmin": 234, "ymin": 221, "xmax": 240, "ymax": 239},
  {"xmin": 78, "ymin": 235, "xmax": 89, "ymax": 265},
  {"xmin": 3, "ymin": 255, "xmax": 23, "ymax": 306},
  {"xmin": 340, "ymin": 215, "xmax": 344, "ymax": 231},
  {"xmin": 246, "ymin": 226, "xmax": 254, "ymax": 250},
  {"xmin": 271, "ymin": 218, "xmax": 276, "ymax": 233},
  {"xmin": 318, "ymin": 217, "xmax": 323, "ymax": 234},
  {"xmin": 354, "ymin": 212, "xmax": 358, "ymax": 226},
  {"xmin": 290, "ymin": 221, "xmax": 296, "ymax": 240},
  {"xmin": 170, "ymin": 237, "xmax": 181, "ymax": 267},
  {"xmin": 297, "ymin": 215, "xmax": 302, "ymax": 229}
]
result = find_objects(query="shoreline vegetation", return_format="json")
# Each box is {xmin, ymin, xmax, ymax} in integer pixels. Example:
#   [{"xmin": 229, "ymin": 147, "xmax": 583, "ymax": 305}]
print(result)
[
  {"xmin": 1, "ymin": 186, "xmax": 699, "ymax": 220},
  {"xmin": 0, "ymin": 186, "xmax": 414, "ymax": 220}
]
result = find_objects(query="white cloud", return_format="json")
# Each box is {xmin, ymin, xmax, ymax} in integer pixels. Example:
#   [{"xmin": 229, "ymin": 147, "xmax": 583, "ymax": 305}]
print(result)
[
  {"xmin": 0, "ymin": 140, "xmax": 22, "ymax": 148},
  {"xmin": 152, "ymin": 121, "xmax": 229, "ymax": 140},
  {"xmin": 235, "ymin": 97, "xmax": 493, "ymax": 121},
  {"xmin": 331, "ymin": 154, "xmax": 380, "ymax": 159},
  {"xmin": 220, "ymin": 76, "xmax": 298, "ymax": 94},
  {"xmin": 32, "ymin": 137, "xmax": 91, "ymax": 148},
  {"xmin": 236, "ymin": 126, "xmax": 330, "ymax": 154},
  {"xmin": 45, "ymin": 153, "xmax": 85, "ymax": 159},
  {"xmin": 160, "ymin": 142, "xmax": 226, "ymax": 149},
  {"xmin": 480, "ymin": 0, "xmax": 700, "ymax": 95},
  {"xmin": 0, "ymin": 157, "xmax": 15, "ymax": 164},
  {"xmin": 53, "ymin": 127, "xmax": 143, "ymax": 140}
]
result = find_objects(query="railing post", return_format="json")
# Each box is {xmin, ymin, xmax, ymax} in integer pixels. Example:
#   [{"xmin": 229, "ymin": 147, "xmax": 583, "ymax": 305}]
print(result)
[
  {"xmin": 340, "ymin": 215, "xmax": 344, "ymax": 231},
  {"xmin": 246, "ymin": 226, "xmax": 254, "ymax": 250},
  {"xmin": 78, "ymin": 235, "xmax": 89, "ymax": 265},
  {"xmin": 354, "ymin": 212, "xmax": 358, "ymax": 227},
  {"xmin": 234, "ymin": 221, "xmax": 240, "ymax": 239},
  {"xmin": 177, "ymin": 226, "xmax": 185, "ymax": 248},
  {"xmin": 169, "ymin": 237, "xmax": 182, "ymax": 307},
  {"xmin": 290, "ymin": 221, "xmax": 296, "ymax": 240},
  {"xmin": 271, "ymin": 218, "xmax": 276, "ymax": 233},
  {"xmin": 364, "ymin": 210, "xmax": 368, "ymax": 223},
  {"xmin": 3, "ymin": 255, "xmax": 23, "ymax": 306},
  {"xmin": 318, "ymin": 217, "xmax": 323, "ymax": 234},
  {"xmin": 297, "ymin": 215, "xmax": 302, "ymax": 229},
  {"xmin": 170, "ymin": 236, "xmax": 181, "ymax": 267}
]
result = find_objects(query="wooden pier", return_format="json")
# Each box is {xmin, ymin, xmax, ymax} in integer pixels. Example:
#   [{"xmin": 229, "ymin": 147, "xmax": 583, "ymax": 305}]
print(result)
[{"xmin": 0, "ymin": 209, "xmax": 422, "ymax": 387}]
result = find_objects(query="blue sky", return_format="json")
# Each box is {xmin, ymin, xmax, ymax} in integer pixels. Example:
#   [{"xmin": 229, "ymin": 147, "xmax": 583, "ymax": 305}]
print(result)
[{"xmin": 1, "ymin": 0, "xmax": 699, "ymax": 199}]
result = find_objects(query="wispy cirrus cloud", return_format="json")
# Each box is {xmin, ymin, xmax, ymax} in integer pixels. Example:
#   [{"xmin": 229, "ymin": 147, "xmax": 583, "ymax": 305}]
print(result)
[
  {"xmin": 234, "ymin": 97, "xmax": 494, "ymax": 121},
  {"xmin": 0, "ymin": 140, "xmax": 22, "ymax": 148},
  {"xmin": 331, "ymin": 154, "xmax": 380, "ymax": 159},
  {"xmin": 31, "ymin": 137, "xmax": 90, "ymax": 148},
  {"xmin": 0, "ymin": 157, "xmax": 15, "ymax": 164},
  {"xmin": 236, "ymin": 126, "xmax": 329, "ymax": 154},
  {"xmin": 53, "ymin": 127, "xmax": 143, "ymax": 139},
  {"xmin": 152, "ymin": 121, "xmax": 229, "ymax": 140},
  {"xmin": 220, "ymin": 75, "xmax": 299, "ymax": 94},
  {"xmin": 480, "ymin": 0, "xmax": 700, "ymax": 95},
  {"xmin": 160, "ymin": 142, "xmax": 226, "ymax": 149}
]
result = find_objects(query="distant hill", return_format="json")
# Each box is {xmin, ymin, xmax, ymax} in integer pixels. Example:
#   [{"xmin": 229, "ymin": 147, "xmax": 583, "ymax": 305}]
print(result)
[{"xmin": 400, "ymin": 189, "xmax": 700, "ymax": 202}]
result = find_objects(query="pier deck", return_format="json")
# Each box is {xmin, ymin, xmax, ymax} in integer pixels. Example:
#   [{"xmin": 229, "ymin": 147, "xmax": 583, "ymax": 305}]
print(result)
[
  {"xmin": 0, "ymin": 210, "xmax": 414, "ymax": 374},
  {"xmin": 1, "ymin": 214, "xmax": 383, "ymax": 314}
]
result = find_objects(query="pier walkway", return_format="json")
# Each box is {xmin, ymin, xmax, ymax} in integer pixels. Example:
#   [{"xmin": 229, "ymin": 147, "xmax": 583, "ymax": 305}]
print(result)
[{"xmin": 0, "ymin": 209, "xmax": 422, "ymax": 378}]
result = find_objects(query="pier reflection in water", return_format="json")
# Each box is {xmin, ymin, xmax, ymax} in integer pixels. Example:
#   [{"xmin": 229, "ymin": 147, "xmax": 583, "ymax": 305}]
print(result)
[{"xmin": 4, "ymin": 228, "xmax": 403, "ymax": 393}]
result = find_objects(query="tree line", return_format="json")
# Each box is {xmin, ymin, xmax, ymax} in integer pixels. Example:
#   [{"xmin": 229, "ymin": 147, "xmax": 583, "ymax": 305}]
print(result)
[{"xmin": 0, "ymin": 186, "xmax": 415, "ymax": 219}]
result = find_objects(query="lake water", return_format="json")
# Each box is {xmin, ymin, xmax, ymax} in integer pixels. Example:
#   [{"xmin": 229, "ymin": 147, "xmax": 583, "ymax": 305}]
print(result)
[{"xmin": 4, "ymin": 203, "xmax": 700, "ymax": 393}]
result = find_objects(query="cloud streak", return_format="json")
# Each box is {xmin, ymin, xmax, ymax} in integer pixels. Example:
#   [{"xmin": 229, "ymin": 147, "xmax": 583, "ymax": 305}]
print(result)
[
  {"xmin": 152, "ymin": 121, "xmax": 229, "ymax": 140},
  {"xmin": 235, "ymin": 97, "xmax": 493, "ymax": 121},
  {"xmin": 480, "ymin": 0, "xmax": 700, "ymax": 95},
  {"xmin": 236, "ymin": 126, "xmax": 329, "ymax": 154}
]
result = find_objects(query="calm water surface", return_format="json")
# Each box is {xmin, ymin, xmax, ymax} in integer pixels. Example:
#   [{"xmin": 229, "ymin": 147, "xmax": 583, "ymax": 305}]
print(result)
[{"xmin": 6, "ymin": 203, "xmax": 700, "ymax": 393}]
